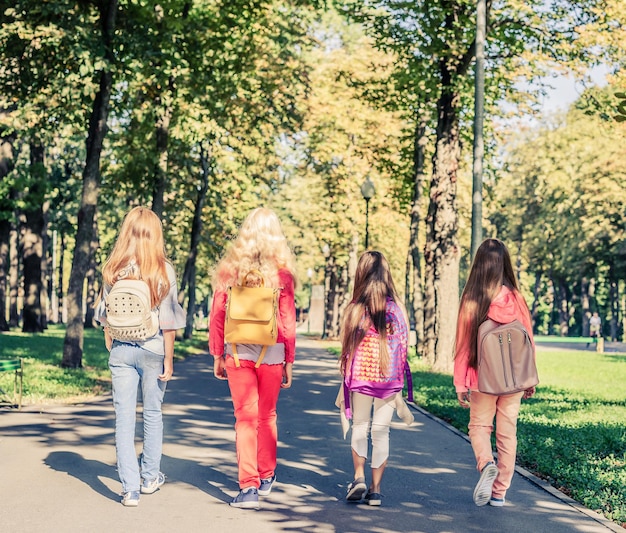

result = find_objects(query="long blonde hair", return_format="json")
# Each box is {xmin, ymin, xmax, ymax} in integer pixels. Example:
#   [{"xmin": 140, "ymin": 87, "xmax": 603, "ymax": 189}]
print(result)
[
  {"xmin": 212, "ymin": 207, "xmax": 297, "ymax": 290},
  {"xmin": 101, "ymin": 206, "xmax": 170, "ymax": 307},
  {"xmin": 340, "ymin": 251, "xmax": 398, "ymax": 377}
]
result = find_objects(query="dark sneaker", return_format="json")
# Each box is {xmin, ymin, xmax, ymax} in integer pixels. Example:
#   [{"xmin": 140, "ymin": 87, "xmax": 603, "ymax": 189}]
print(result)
[
  {"xmin": 365, "ymin": 491, "xmax": 382, "ymax": 507},
  {"xmin": 141, "ymin": 472, "xmax": 165, "ymax": 494},
  {"xmin": 121, "ymin": 491, "xmax": 140, "ymax": 507},
  {"xmin": 258, "ymin": 475, "xmax": 276, "ymax": 496},
  {"xmin": 489, "ymin": 497, "xmax": 506, "ymax": 507},
  {"xmin": 473, "ymin": 462, "xmax": 498, "ymax": 506},
  {"xmin": 230, "ymin": 487, "xmax": 260, "ymax": 509},
  {"xmin": 346, "ymin": 477, "xmax": 367, "ymax": 501}
]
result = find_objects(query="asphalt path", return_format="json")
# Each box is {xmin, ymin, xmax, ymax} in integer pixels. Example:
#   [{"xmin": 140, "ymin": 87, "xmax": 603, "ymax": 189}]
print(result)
[{"xmin": 0, "ymin": 337, "xmax": 621, "ymax": 533}]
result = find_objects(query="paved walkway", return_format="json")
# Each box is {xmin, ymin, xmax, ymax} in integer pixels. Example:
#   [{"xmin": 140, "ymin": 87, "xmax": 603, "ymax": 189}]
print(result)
[{"xmin": 0, "ymin": 338, "xmax": 622, "ymax": 533}]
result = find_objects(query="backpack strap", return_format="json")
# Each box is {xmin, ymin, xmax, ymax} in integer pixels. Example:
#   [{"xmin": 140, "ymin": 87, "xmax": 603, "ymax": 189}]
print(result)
[
  {"xmin": 231, "ymin": 343, "xmax": 269, "ymax": 368},
  {"xmin": 232, "ymin": 343, "xmax": 240, "ymax": 367},
  {"xmin": 255, "ymin": 345, "xmax": 268, "ymax": 368},
  {"xmin": 404, "ymin": 360, "xmax": 414, "ymax": 403}
]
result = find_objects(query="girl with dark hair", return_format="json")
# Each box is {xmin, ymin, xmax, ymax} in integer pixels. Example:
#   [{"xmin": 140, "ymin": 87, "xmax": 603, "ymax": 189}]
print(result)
[
  {"xmin": 339, "ymin": 251, "xmax": 410, "ymax": 507},
  {"xmin": 454, "ymin": 239, "xmax": 536, "ymax": 508}
]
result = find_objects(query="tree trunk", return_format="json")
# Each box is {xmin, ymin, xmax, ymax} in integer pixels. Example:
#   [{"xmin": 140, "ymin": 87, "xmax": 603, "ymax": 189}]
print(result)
[
  {"xmin": 0, "ymin": 218, "xmax": 8, "ymax": 331},
  {"xmin": 555, "ymin": 278, "xmax": 569, "ymax": 336},
  {"xmin": 9, "ymin": 219, "xmax": 18, "ymax": 327},
  {"xmin": 40, "ymin": 199, "xmax": 50, "ymax": 329},
  {"xmin": 151, "ymin": 83, "xmax": 173, "ymax": 218},
  {"xmin": 0, "ymin": 127, "xmax": 15, "ymax": 331},
  {"xmin": 580, "ymin": 276, "xmax": 590, "ymax": 336},
  {"xmin": 50, "ymin": 230, "xmax": 59, "ymax": 323},
  {"xmin": 84, "ymin": 217, "xmax": 99, "ymax": 329},
  {"xmin": 62, "ymin": 0, "xmax": 118, "ymax": 368},
  {"xmin": 423, "ymin": 87, "xmax": 461, "ymax": 372},
  {"xmin": 609, "ymin": 265, "xmax": 618, "ymax": 341},
  {"xmin": 408, "ymin": 115, "xmax": 427, "ymax": 355},
  {"xmin": 179, "ymin": 141, "xmax": 210, "ymax": 339},
  {"xmin": 323, "ymin": 252, "xmax": 338, "ymax": 339},
  {"xmin": 530, "ymin": 271, "xmax": 542, "ymax": 333},
  {"xmin": 59, "ymin": 232, "xmax": 66, "ymax": 323},
  {"xmin": 22, "ymin": 143, "xmax": 46, "ymax": 333}
]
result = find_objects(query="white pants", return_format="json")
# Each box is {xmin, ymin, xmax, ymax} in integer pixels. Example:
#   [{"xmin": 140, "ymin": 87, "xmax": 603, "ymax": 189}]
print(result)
[{"xmin": 350, "ymin": 392, "xmax": 396, "ymax": 468}]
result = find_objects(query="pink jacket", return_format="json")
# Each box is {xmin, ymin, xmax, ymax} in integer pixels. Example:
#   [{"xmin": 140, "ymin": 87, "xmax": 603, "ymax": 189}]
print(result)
[
  {"xmin": 453, "ymin": 285, "xmax": 534, "ymax": 393},
  {"xmin": 208, "ymin": 268, "xmax": 296, "ymax": 363}
]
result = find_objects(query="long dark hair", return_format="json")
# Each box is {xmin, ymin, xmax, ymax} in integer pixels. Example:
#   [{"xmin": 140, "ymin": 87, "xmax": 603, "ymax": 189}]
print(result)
[
  {"xmin": 340, "ymin": 251, "xmax": 399, "ymax": 376},
  {"xmin": 455, "ymin": 239, "xmax": 519, "ymax": 369}
]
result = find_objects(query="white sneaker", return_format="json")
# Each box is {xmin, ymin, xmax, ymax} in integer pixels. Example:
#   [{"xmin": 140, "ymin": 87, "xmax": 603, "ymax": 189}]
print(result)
[
  {"xmin": 489, "ymin": 497, "xmax": 506, "ymax": 507},
  {"xmin": 473, "ymin": 462, "xmax": 498, "ymax": 506},
  {"xmin": 141, "ymin": 472, "xmax": 165, "ymax": 494}
]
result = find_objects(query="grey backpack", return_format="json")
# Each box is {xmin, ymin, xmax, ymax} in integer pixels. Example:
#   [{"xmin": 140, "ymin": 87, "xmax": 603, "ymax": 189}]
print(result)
[
  {"xmin": 105, "ymin": 279, "xmax": 159, "ymax": 342},
  {"xmin": 477, "ymin": 319, "xmax": 538, "ymax": 395}
]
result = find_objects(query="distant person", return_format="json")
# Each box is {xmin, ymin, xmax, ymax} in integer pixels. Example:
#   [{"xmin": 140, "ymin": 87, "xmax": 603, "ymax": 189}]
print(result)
[
  {"xmin": 588, "ymin": 312, "xmax": 601, "ymax": 347},
  {"xmin": 209, "ymin": 207, "xmax": 297, "ymax": 510},
  {"xmin": 339, "ymin": 251, "xmax": 410, "ymax": 507},
  {"xmin": 95, "ymin": 206, "xmax": 186, "ymax": 507},
  {"xmin": 453, "ymin": 239, "xmax": 536, "ymax": 508}
]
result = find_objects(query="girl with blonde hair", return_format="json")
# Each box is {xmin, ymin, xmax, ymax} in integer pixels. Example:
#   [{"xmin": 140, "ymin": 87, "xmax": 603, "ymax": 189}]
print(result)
[
  {"xmin": 209, "ymin": 207, "xmax": 297, "ymax": 509},
  {"xmin": 95, "ymin": 206, "xmax": 186, "ymax": 507},
  {"xmin": 454, "ymin": 238, "xmax": 536, "ymax": 507},
  {"xmin": 340, "ymin": 250, "xmax": 410, "ymax": 507}
]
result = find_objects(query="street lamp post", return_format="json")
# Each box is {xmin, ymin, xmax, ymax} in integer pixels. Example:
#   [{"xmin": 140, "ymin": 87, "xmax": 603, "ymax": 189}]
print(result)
[{"xmin": 360, "ymin": 177, "xmax": 376, "ymax": 249}]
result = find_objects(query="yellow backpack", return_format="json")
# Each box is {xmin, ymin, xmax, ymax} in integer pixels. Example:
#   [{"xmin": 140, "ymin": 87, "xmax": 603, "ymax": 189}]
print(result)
[{"xmin": 224, "ymin": 270, "xmax": 279, "ymax": 367}]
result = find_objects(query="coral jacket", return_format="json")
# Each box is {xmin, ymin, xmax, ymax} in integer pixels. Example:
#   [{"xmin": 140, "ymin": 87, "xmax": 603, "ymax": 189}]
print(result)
[
  {"xmin": 208, "ymin": 268, "xmax": 296, "ymax": 363},
  {"xmin": 453, "ymin": 285, "xmax": 534, "ymax": 393}
]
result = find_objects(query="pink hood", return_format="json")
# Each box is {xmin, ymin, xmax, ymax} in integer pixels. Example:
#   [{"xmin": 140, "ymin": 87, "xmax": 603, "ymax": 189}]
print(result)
[{"xmin": 453, "ymin": 285, "xmax": 534, "ymax": 392}]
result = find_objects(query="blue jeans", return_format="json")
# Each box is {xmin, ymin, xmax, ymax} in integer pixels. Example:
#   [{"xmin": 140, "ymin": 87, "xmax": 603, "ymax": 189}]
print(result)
[{"xmin": 109, "ymin": 342, "xmax": 167, "ymax": 493}]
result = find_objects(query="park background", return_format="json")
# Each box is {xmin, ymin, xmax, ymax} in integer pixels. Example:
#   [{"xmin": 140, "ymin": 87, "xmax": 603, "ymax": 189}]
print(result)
[{"xmin": 0, "ymin": 0, "xmax": 625, "ymax": 528}]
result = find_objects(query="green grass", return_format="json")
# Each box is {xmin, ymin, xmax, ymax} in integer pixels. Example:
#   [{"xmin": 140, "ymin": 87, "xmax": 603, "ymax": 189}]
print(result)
[
  {"xmin": 408, "ymin": 348, "xmax": 626, "ymax": 527},
  {"xmin": 0, "ymin": 325, "xmax": 208, "ymax": 404}
]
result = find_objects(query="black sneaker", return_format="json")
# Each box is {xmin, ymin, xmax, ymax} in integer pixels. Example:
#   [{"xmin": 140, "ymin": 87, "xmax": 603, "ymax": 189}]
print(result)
[
  {"xmin": 346, "ymin": 477, "xmax": 367, "ymax": 501},
  {"xmin": 365, "ymin": 491, "xmax": 382, "ymax": 506}
]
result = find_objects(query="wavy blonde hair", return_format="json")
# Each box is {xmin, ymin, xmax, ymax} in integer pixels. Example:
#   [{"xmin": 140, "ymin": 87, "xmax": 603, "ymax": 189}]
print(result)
[
  {"xmin": 101, "ymin": 206, "xmax": 170, "ymax": 307},
  {"xmin": 212, "ymin": 207, "xmax": 297, "ymax": 290}
]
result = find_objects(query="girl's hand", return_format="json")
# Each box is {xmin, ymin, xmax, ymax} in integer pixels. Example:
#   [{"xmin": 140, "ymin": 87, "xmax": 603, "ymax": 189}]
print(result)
[
  {"xmin": 159, "ymin": 357, "xmax": 174, "ymax": 381},
  {"xmin": 523, "ymin": 386, "xmax": 536, "ymax": 399},
  {"xmin": 457, "ymin": 391, "xmax": 470, "ymax": 408},
  {"xmin": 213, "ymin": 356, "xmax": 227, "ymax": 380},
  {"xmin": 281, "ymin": 362, "xmax": 293, "ymax": 389}
]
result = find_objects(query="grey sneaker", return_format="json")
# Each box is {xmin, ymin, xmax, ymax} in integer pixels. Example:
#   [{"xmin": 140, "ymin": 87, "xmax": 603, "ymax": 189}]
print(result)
[
  {"xmin": 141, "ymin": 472, "xmax": 165, "ymax": 494},
  {"xmin": 230, "ymin": 487, "xmax": 259, "ymax": 509},
  {"xmin": 473, "ymin": 462, "xmax": 498, "ymax": 506},
  {"xmin": 258, "ymin": 475, "xmax": 276, "ymax": 496},
  {"xmin": 121, "ymin": 491, "xmax": 140, "ymax": 507}
]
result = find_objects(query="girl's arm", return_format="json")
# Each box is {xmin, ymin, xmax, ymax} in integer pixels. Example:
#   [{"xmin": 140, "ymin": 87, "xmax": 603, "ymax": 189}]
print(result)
[{"xmin": 159, "ymin": 329, "xmax": 176, "ymax": 381}]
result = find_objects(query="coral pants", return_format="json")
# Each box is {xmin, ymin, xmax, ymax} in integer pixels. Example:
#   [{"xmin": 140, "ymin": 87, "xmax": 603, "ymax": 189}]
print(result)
[
  {"xmin": 468, "ymin": 390, "xmax": 523, "ymax": 499},
  {"xmin": 225, "ymin": 356, "xmax": 283, "ymax": 489}
]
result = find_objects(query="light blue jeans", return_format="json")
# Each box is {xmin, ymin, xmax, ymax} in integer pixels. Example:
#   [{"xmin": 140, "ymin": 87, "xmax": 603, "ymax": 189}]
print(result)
[{"xmin": 109, "ymin": 342, "xmax": 167, "ymax": 493}]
